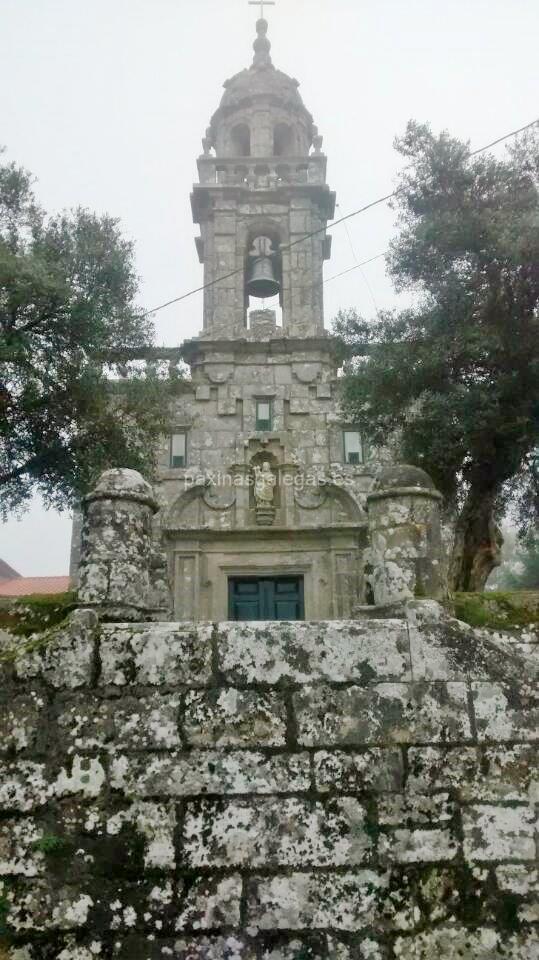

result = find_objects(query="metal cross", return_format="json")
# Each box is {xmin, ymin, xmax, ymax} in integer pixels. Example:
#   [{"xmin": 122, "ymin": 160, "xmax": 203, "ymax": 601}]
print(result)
[{"xmin": 248, "ymin": 0, "xmax": 275, "ymax": 19}]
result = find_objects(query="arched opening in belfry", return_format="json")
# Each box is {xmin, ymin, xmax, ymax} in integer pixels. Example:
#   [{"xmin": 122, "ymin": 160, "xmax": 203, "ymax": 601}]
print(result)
[
  {"xmin": 230, "ymin": 123, "xmax": 251, "ymax": 156},
  {"xmin": 273, "ymin": 123, "xmax": 294, "ymax": 156},
  {"xmin": 244, "ymin": 229, "xmax": 283, "ymax": 330}
]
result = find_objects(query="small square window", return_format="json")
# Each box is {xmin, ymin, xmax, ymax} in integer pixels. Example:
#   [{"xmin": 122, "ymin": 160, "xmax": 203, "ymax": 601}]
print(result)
[
  {"xmin": 256, "ymin": 400, "xmax": 272, "ymax": 431},
  {"xmin": 170, "ymin": 432, "xmax": 187, "ymax": 468},
  {"xmin": 343, "ymin": 430, "xmax": 363, "ymax": 465}
]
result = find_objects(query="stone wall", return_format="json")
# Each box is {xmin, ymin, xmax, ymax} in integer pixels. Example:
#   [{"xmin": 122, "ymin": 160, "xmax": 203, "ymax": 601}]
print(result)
[{"xmin": 0, "ymin": 602, "xmax": 537, "ymax": 958}]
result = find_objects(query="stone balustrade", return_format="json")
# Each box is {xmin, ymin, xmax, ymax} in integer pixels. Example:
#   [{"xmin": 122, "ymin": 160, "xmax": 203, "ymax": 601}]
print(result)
[{"xmin": 197, "ymin": 154, "xmax": 327, "ymax": 187}]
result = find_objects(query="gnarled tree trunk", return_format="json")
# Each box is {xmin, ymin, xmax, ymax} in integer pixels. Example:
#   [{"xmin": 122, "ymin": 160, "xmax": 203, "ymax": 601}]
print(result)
[{"xmin": 449, "ymin": 490, "xmax": 503, "ymax": 592}]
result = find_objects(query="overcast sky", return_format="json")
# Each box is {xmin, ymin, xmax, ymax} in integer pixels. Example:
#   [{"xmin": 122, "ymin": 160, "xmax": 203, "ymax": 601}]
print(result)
[{"xmin": 1, "ymin": 0, "xmax": 538, "ymax": 575}]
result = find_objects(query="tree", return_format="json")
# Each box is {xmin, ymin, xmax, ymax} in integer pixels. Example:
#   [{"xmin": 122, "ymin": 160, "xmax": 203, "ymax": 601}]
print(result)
[
  {"xmin": 0, "ymin": 154, "xmax": 171, "ymax": 518},
  {"xmin": 335, "ymin": 122, "xmax": 539, "ymax": 592}
]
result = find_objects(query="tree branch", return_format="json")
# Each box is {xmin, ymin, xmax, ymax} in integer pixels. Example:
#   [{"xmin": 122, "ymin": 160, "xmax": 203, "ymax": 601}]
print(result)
[{"xmin": 0, "ymin": 453, "xmax": 45, "ymax": 486}]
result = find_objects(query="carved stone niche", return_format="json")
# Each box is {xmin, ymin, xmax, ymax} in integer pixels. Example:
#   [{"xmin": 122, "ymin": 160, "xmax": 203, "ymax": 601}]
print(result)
[{"xmin": 249, "ymin": 450, "xmax": 280, "ymax": 526}]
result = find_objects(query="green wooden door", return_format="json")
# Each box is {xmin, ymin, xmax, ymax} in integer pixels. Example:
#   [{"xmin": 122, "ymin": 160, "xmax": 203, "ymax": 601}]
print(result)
[{"xmin": 228, "ymin": 576, "xmax": 304, "ymax": 621}]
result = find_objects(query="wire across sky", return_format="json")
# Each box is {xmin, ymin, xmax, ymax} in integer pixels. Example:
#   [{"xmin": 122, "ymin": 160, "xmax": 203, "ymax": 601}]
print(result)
[{"xmin": 142, "ymin": 117, "xmax": 539, "ymax": 319}]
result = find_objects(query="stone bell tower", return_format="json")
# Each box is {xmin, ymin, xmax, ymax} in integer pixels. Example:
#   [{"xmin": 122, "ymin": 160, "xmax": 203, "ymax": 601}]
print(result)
[
  {"xmin": 191, "ymin": 16, "xmax": 335, "ymax": 338},
  {"xmin": 155, "ymin": 14, "xmax": 372, "ymax": 622}
]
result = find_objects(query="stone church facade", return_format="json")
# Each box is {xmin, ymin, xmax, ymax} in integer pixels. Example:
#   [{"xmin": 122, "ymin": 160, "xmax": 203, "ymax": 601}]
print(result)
[{"xmin": 153, "ymin": 18, "xmax": 375, "ymax": 622}]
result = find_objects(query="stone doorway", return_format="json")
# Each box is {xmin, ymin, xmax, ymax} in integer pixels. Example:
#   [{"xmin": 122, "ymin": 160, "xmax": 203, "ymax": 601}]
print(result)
[{"xmin": 228, "ymin": 575, "xmax": 304, "ymax": 621}]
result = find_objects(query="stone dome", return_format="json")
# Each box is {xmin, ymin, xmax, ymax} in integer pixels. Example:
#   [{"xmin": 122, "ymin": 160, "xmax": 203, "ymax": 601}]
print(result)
[
  {"xmin": 88, "ymin": 468, "xmax": 157, "ymax": 507},
  {"xmin": 374, "ymin": 464, "xmax": 437, "ymax": 492},
  {"xmin": 213, "ymin": 18, "xmax": 312, "ymax": 124}
]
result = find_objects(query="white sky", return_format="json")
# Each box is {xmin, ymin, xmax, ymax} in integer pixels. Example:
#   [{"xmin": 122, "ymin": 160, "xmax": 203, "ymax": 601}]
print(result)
[{"xmin": 1, "ymin": 0, "xmax": 538, "ymax": 575}]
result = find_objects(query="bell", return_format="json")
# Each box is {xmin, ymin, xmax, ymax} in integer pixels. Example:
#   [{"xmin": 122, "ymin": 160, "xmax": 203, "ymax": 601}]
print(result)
[{"xmin": 246, "ymin": 255, "xmax": 280, "ymax": 299}]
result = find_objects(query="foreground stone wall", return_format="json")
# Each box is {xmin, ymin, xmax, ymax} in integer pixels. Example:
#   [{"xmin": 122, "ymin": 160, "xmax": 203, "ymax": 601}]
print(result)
[{"xmin": 0, "ymin": 604, "xmax": 537, "ymax": 959}]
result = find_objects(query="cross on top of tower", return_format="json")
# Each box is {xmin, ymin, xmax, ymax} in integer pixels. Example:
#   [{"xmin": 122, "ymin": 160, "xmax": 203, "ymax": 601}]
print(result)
[{"xmin": 248, "ymin": 0, "xmax": 275, "ymax": 21}]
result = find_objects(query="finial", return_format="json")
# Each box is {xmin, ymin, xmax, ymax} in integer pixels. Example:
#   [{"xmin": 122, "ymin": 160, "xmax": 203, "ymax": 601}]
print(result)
[
  {"xmin": 252, "ymin": 17, "xmax": 273, "ymax": 68},
  {"xmin": 248, "ymin": 1, "xmax": 275, "ymax": 67},
  {"xmin": 312, "ymin": 126, "xmax": 323, "ymax": 154},
  {"xmin": 202, "ymin": 126, "xmax": 213, "ymax": 156}
]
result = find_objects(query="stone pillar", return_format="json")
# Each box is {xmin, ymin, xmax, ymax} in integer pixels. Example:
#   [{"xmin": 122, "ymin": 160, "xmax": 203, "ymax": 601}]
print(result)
[
  {"xmin": 77, "ymin": 468, "xmax": 159, "ymax": 619},
  {"xmin": 68, "ymin": 504, "xmax": 83, "ymax": 587},
  {"xmin": 366, "ymin": 465, "xmax": 445, "ymax": 606}
]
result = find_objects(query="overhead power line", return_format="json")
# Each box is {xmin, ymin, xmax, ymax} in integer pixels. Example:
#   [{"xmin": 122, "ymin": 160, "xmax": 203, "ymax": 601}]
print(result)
[{"xmin": 143, "ymin": 117, "xmax": 539, "ymax": 318}]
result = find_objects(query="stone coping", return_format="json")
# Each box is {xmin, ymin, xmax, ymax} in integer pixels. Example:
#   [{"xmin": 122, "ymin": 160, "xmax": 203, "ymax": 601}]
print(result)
[{"xmin": 367, "ymin": 485, "xmax": 443, "ymax": 504}]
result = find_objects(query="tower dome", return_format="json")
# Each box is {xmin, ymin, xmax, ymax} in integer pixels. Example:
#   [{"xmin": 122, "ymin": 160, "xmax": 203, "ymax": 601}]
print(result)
[
  {"xmin": 208, "ymin": 18, "xmax": 315, "ymax": 158},
  {"xmin": 191, "ymin": 11, "xmax": 335, "ymax": 339}
]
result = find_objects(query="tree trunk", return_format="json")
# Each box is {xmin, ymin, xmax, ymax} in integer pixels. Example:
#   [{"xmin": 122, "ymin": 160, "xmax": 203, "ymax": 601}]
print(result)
[{"xmin": 449, "ymin": 490, "xmax": 503, "ymax": 592}]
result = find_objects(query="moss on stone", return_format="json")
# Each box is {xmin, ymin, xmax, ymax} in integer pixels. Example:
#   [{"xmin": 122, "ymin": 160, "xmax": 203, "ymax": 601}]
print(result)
[
  {"xmin": 32, "ymin": 834, "xmax": 73, "ymax": 858},
  {"xmin": 451, "ymin": 591, "xmax": 539, "ymax": 629},
  {"xmin": 0, "ymin": 591, "xmax": 77, "ymax": 639},
  {"xmin": 0, "ymin": 591, "xmax": 79, "ymax": 665},
  {"xmin": 0, "ymin": 885, "xmax": 10, "ymax": 939},
  {"xmin": 496, "ymin": 893, "xmax": 522, "ymax": 935}
]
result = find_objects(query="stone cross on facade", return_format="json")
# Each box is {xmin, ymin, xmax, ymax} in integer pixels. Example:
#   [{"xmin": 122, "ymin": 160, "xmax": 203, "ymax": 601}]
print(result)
[{"xmin": 248, "ymin": 0, "xmax": 275, "ymax": 20}]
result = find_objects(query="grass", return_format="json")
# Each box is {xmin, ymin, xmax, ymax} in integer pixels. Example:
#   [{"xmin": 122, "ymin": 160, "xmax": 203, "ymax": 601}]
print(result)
[{"xmin": 452, "ymin": 591, "xmax": 539, "ymax": 629}]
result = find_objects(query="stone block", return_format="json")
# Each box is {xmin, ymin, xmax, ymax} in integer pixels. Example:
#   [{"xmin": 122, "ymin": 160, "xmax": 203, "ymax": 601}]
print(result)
[
  {"xmin": 184, "ymin": 797, "xmax": 372, "ymax": 868},
  {"xmin": 54, "ymin": 756, "xmax": 106, "ymax": 800},
  {"xmin": 380, "ymin": 828, "xmax": 458, "ymax": 863},
  {"xmin": 246, "ymin": 871, "xmax": 387, "ymax": 930},
  {"xmin": 496, "ymin": 864, "xmax": 539, "ymax": 895},
  {"xmin": 407, "ymin": 744, "xmax": 539, "ymax": 802},
  {"xmin": 294, "ymin": 682, "xmax": 471, "ymax": 746},
  {"xmin": 57, "ymin": 694, "xmax": 182, "ymax": 753},
  {"xmin": 176, "ymin": 875, "xmax": 242, "ymax": 930},
  {"xmin": 0, "ymin": 693, "xmax": 45, "ymax": 754},
  {"xmin": 15, "ymin": 610, "xmax": 97, "ymax": 689},
  {"xmin": 289, "ymin": 398, "xmax": 311, "ymax": 414},
  {"xmin": 183, "ymin": 689, "xmax": 287, "ymax": 747},
  {"xmin": 112, "ymin": 937, "xmax": 256, "ymax": 959},
  {"xmin": 110, "ymin": 751, "xmax": 310, "ymax": 798},
  {"xmin": 472, "ymin": 681, "xmax": 539, "ymax": 741},
  {"xmin": 407, "ymin": 602, "xmax": 537, "ymax": 682},
  {"xmin": 105, "ymin": 800, "xmax": 177, "ymax": 871},
  {"xmin": 218, "ymin": 398, "xmax": 237, "ymax": 415},
  {"xmin": 378, "ymin": 793, "xmax": 454, "ymax": 825},
  {"xmin": 0, "ymin": 817, "xmax": 44, "ymax": 876},
  {"xmin": 0, "ymin": 762, "xmax": 50, "ymax": 812},
  {"xmin": 313, "ymin": 749, "xmax": 404, "ymax": 793},
  {"xmin": 218, "ymin": 620, "xmax": 411, "ymax": 684},
  {"xmin": 260, "ymin": 938, "xmax": 352, "ymax": 959},
  {"xmin": 195, "ymin": 385, "xmax": 211, "ymax": 401},
  {"xmin": 316, "ymin": 383, "xmax": 332, "ymax": 399},
  {"xmin": 462, "ymin": 805, "xmax": 536, "ymax": 861},
  {"xmin": 393, "ymin": 927, "xmax": 538, "ymax": 959},
  {"xmin": 100, "ymin": 623, "xmax": 212, "ymax": 687}
]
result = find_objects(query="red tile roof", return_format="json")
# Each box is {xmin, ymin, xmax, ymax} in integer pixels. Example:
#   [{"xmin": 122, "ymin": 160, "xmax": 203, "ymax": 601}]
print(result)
[
  {"xmin": 0, "ymin": 576, "xmax": 71, "ymax": 597},
  {"xmin": 0, "ymin": 559, "xmax": 21, "ymax": 581}
]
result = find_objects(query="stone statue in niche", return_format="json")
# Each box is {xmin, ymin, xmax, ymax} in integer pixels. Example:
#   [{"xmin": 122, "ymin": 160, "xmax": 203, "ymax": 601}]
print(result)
[
  {"xmin": 253, "ymin": 460, "xmax": 276, "ymax": 526},
  {"xmin": 254, "ymin": 461, "xmax": 276, "ymax": 505}
]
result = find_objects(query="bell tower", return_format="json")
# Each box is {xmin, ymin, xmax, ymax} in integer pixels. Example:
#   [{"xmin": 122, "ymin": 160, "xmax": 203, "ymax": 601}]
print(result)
[
  {"xmin": 191, "ymin": 16, "xmax": 336, "ymax": 338},
  {"xmin": 157, "ymin": 8, "xmax": 367, "ymax": 625}
]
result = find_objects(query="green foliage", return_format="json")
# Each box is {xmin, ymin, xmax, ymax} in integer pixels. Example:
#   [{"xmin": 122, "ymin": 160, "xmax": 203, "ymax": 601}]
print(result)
[
  {"xmin": 452, "ymin": 591, "xmax": 538, "ymax": 628},
  {"xmin": 0, "ymin": 591, "xmax": 76, "ymax": 637},
  {"xmin": 0, "ymin": 151, "xmax": 175, "ymax": 517},
  {"xmin": 334, "ymin": 122, "xmax": 539, "ymax": 590},
  {"xmin": 32, "ymin": 834, "xmax": 72, "ymax": 858}
]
